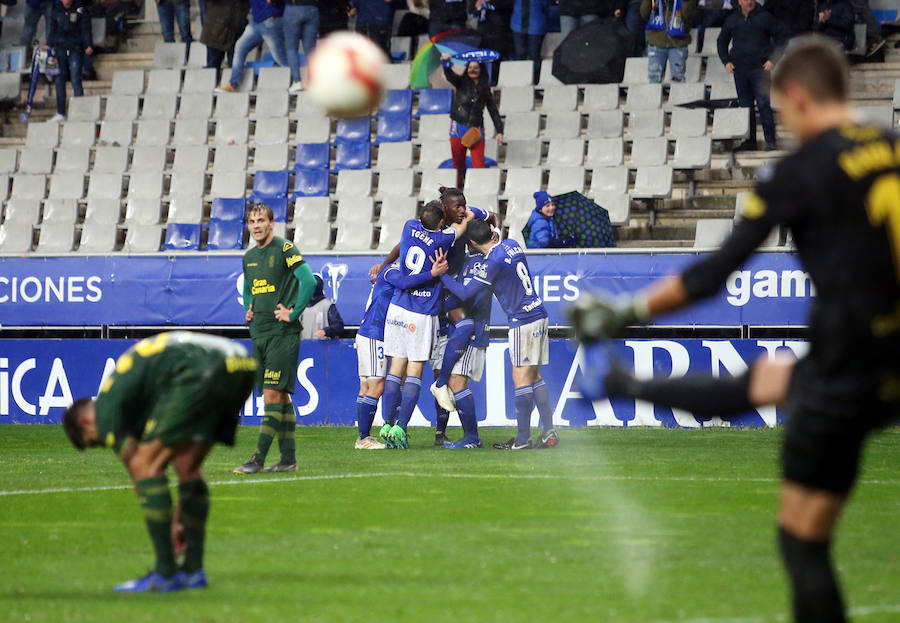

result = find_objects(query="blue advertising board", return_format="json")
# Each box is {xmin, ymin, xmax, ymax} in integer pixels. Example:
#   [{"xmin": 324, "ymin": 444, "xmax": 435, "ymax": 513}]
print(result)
[
  {"xmin": 0, "ymin": 337, "xmax": 800, "ymax": 428},
  {"xmin": 0, "ymin": 252, "xmax": 811, "ymax": 327}
]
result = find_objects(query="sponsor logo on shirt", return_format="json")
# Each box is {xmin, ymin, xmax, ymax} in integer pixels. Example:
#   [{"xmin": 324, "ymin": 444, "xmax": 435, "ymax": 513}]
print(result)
[
  {"xmin": 523, "ymin": 299, "xmax": 543, "ymax": 312},
  {"xmin": 252, "ymin": 279, "xmax": 276, "ymax": 295},
  {"xmin": 408, "ymin": 323, "xmax": 417, "ymax": 334},
  {"xmin": 286, "ymin": 255, "xmax": 303, "ymax": 268}
]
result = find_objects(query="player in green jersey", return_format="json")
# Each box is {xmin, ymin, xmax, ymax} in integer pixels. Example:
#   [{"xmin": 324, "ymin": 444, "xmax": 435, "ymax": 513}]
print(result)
[
  {"xmin": 234, "ymin": 203, "xmax": 317, "ymax": 474},
  {"xmin": 62, "ymin": 331, "xmax": 257, "ymax": 592}
]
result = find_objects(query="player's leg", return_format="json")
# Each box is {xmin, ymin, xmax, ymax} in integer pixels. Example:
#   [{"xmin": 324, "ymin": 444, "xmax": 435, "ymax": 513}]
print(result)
[
  {"xmin": 356, "ymin": 377, "xmax": 386, "ymax": 449},
  {"xmin": 494, "ymin": 323, "xmax": 538, "ymax": 449},
  {"xmin": 270, "ymin": 336, "xmax": 301, "ymax": 471},
  {"xmin": 435, "ymin": 310, "xmax": 475, "ymax": 391},
  {"xmin": 429, "ymin": 332, "xmax": 453, "ymax": 445},
  {"xmin": 394, "ymin": 360, "xmax": 427, "ymax": 445},
  {"xmin": 382, "ymin": 357, "xmax": 407, "ymax": 444},
  {"xmin": 445, "ymin": 371, "xmax": 481, "ymax": 447},
  {"xmin": 276, "ymin": 391, "xmax": 297, "ymax": 470},
  {"xmin": 235, "ymin": 337, "xmax": 276, "ymax": 473},
  {"xmin": 171, "ymin": 442, "xmax": 215, "ymax": 589},
  {"xmin": 391, "ymin": 312, "xmax": 436, "ymax": 447},
  {"xmin": 531, "ymin": 370, "xmax": 558, "ymax": 447}
]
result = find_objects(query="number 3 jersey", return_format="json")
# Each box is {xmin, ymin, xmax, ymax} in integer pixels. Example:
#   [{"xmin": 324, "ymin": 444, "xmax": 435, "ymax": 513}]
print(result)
[
  {"xmin": 681, "ymin": 124, "xmax": 900, "ymax": 373},
  {"xmin": 472, "ymin": 239, "xmax": 547, "ymax": 327},
  {"xmin": 392, "ymin": 219, "xmax": 458, "ymax": 316}
]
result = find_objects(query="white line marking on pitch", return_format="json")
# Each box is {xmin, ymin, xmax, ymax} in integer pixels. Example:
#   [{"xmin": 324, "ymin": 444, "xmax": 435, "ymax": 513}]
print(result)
[{"xmin": 2, "ymin": 471, "xmax": 900, "ymax": 497}]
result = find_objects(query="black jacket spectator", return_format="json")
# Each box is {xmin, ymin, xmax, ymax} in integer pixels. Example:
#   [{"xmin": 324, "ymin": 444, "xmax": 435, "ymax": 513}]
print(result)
[
  {"xmin": 48, "ymin": 1, "xmax": 92, "ymax": 51},
  {"xmin": 319, "ymin": 2, "xmax": 352, "ymax": 36},
  {"xmin": 468, "ymin": 0, "xmax": 514, "ymax": 59},
  {"xmin": 717, "ymin": 5, "xmax": 783, "ymax": 73},
  {"xmin": 201, "ymin": 0, "xmax": 249, "ymax": 53},
  {"xmin": 765, "ymin": 0, "xmax": 814, "ymax": 38},
  {"xmin": 813, "ymin": 0, "xmax": 855, "ymax": 50},
  {"xmin": 429, "ymin": 0, "xmax": 468, "ymax": 24},
  {"xmin": 443, "ymin": 62, "xmax": 504, "ymax": 133}
]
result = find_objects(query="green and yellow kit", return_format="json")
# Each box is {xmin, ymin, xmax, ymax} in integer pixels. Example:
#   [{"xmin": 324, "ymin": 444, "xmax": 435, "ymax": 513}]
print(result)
[{"xmin": 95, "ymin": 332, "xmax": 256, "ymax": 453}]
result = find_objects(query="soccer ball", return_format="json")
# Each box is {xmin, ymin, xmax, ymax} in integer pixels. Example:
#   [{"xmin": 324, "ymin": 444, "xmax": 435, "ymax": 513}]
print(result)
[{"xmin": 306, "ymin": 32, "xmax": 389, "ymax": 118}]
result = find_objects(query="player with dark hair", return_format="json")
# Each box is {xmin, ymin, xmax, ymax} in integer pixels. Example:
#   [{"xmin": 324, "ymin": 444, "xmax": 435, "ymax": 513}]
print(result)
[
  {"xmin": 570, "ymin": 35, "xmax": 900, "ymax": 623},
  {"xmin": 62, "ymin": 332, "xmax": 257, "ymax": 592},
  {"xmin": 380, "ymin": 201, "xmax": 476, "ymax": 449},
  {"xmin": 234, "ymin": 203, "xmax": 317, "ymax": 474},
  {"xmin": 440, "ymin": 219, "xmax": 559, "ymax": 449}
]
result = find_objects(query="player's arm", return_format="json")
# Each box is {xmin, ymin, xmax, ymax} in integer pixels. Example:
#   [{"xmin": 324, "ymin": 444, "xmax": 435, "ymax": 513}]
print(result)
[
  {"xmin": 369, "ymin": 244, "xmax": 400, "ymax": 279},
  {"xmin": 286, "ymin": 263, "xmax": 317, "ymax": 323},
  {"xmin": 382, "ymin": 251, "xmax": 449, "ymax": 290},
  {"xmin": 439, "ymin": 272, "xmax": 490, "ymax": 304},
  {"xmin": 242, "ymin": 275, "xmax": 254, "ymax": 322},
  {"xmin": 448, "ymin": 209, "xmax": 477, "ymax": 238}
]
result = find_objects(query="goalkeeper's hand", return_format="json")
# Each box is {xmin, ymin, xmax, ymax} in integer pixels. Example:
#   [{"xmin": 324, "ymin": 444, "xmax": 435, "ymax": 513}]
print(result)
[{"xmin": 568, "ymin": 292, "xmax": 649, "ymax": 342}]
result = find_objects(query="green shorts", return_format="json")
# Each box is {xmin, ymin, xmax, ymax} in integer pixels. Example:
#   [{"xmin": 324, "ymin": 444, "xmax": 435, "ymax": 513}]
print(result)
[
  {"xmin": 252, "ymin": 333, "xmax": 301, "ymax": 393},
  {"xmin": 143, "ymin": 355, "xmax": 257, "ymax": 447}
]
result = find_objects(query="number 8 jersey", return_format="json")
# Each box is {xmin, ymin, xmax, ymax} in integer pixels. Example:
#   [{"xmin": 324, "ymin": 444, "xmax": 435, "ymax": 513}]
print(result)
[
  {"xmin": 472, "ymin": 239, "xmax": 548, "ymax": 327},
  {"xmin": 392, "ymin": 218, "xmax": 458, "ymax": 316}
]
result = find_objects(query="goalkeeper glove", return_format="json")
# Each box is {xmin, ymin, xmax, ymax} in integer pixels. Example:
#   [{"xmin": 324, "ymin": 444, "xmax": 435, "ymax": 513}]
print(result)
[{"xmin": 568, "ymin": 292, "xmax": 650, "ymax": 342}]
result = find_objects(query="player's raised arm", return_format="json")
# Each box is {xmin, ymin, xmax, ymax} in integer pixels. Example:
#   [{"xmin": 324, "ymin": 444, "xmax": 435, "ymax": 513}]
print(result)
[
  {"xmin": 369, "ymin": 244, "xmax": 400, "ymax": 279},
  {"xmin": 448, "ymin": 209, "xmax": 477, "ymax": 238}
]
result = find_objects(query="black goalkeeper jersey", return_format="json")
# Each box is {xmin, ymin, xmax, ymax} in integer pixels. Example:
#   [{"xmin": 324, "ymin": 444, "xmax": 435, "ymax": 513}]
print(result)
[{"xmin": 682, "ymin": 124, "xmax": 900, "ymax": 377}]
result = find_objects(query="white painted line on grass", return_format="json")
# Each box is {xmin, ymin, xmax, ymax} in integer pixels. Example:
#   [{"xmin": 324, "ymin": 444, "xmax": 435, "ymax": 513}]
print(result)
[{"xmin": 3, "ymin": 471, "xmax": 900, "ymax": 497}]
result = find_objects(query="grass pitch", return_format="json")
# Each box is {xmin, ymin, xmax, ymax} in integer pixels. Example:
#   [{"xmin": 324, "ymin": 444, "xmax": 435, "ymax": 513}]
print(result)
[{"xmin": 2, "ymin": 426, "xmax": 899, "ymax": 623}]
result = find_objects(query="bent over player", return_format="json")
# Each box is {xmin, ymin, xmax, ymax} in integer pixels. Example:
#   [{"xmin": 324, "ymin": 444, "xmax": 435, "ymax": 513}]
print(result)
[
  {"xmin": 570, "ymin": 36, "xmax": 900, "ymax": 623},
  {"xmin": 235, "ymin": 203, "xmax": 317, "ymax": 474},
  {"xmin": 63, "ymin": 332, "xmax": 257, "ymax": 592}
]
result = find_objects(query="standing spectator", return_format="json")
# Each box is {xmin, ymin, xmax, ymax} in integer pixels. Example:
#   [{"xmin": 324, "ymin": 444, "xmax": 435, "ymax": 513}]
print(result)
[
  {"xmin": 319, "ymin": 1, "xmax": 352, "ymax": 37},
  {"xmin": 20, "ymin": 0, "xmax": 53, "ymax": 52},
  {"xmin": 353, "ymin": 0, "xmax": 405, "ymax": 59},
  {"xmin": 717, "ymin": 0, "xmax": 783, "ymax": 151},
  {"xmin": 200, "ymin": 0, "xmax": 249, "ymax": 71},
  {"xmin": 813, "ymin": 0, "xmax": 856, "ymax": 51},
  {"xmin": 197, "ymin": 0, "xmax": 206, "ymax": 25},
  {"xmin": 301, "ymin": 275, "xmax": 346, "ymax": 340},
  {"xmin": 559, "ymin": 0, "xmax": 612, "ymax": 40},
  {"xmin": 47, "ymin": 0, "xmax": 93, "ymax": 123},
  {"xmin": 850, "ymin": 0, "xmax": 883, "ymax": 56},
  {"xmin": 155, "ymin": 0, "xmax": 192, "ymax": 45},
  {"xmin": 441, "ymin": 55, "xmax": 504, "ymax": 188},
  {"xmin": 217, "ymin": 0, "xmax": 288, "ymax": 92},
  {"xmin": 765, "ymin": 0, "xmax": 813, "ymax": 39},
  {"xmin": 526, "ymin": 191, "xmax": 575, "ymax": 248},
  {"xmin": 428, "ymin": 0, "xmax": 468, "ymax": 37},
  {"xmin": 283, "ymin": 0, "xmax": 318, "ymax": 93},
  {"xmin": 623, "ymin": 0, "xmax": 647, "ymax": 55},
  {"xmin": 641, "ymin": 0, "xmax": 698, "ymax": 83},
  {"xmin": 398, "ymin": 0, "xmax": 430, "ymax": 37},
  {"xmin": 511, "ymin": 0, "xmax": 549, "ymax": 85},
  {"xmin": 468, "ymin": 0, "xmax": 514, "ymax": 61},
  {"xmin": 694, "ymin": 0, "xmax": 730, "ymax": 53}
]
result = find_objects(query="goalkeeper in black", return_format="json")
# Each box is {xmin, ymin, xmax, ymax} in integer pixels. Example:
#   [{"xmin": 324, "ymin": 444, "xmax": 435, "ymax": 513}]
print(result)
[
  {"xmin": 63, "ymin": 332, "xmax": 257, "ymax": 592},
  {"xmin": 570, "ymin": 36, "xmax": 900, "ymax": 623}
]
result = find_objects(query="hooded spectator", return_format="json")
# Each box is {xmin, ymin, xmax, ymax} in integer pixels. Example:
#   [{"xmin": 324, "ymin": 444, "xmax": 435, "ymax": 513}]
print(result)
[
  {"xmin": 526, "ymin": 191, "xmax": 575, "ymax": 249},
  {"xmin": 301, "ymin": 275, "xmax": 345, "ymax": 340}
]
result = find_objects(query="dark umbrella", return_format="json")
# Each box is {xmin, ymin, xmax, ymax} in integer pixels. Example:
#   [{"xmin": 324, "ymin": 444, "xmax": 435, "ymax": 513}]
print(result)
[
  {"xmin": 551, "ymin": 18, "xmax": 634, "ymax": 84},
  {"xmin": 522, "ymin": 191, "xmax": 616, "ymax": 248}
]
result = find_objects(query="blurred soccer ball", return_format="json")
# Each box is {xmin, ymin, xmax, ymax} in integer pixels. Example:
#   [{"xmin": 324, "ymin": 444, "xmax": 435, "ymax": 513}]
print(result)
[{"xmin": 307, "ymin": 32, "xmax": 388, "ymax": 118}]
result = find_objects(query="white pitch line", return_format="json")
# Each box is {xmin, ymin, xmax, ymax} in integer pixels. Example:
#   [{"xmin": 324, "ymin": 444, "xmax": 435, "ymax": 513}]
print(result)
[{"xmin": 3, "ymin": 471, "xmax": 900, "ymax": 497}]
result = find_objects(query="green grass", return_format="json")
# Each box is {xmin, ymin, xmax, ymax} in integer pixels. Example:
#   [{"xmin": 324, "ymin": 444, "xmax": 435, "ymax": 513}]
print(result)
[{"xmin": 2, "ymin": 426, "xmax": 899, "ymax": 623}]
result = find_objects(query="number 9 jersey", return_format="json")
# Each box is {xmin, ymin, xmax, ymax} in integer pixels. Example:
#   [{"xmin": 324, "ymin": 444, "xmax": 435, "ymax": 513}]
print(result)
[{"xmin": 392, "ymin": 218, "xmax": 458, "ymax": 316}]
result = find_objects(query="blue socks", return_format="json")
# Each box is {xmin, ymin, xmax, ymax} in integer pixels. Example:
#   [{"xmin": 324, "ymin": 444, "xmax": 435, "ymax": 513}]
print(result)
[
  {"xmin": 435, "ymin": 400, "xmax": 449, "ymax": 434},
  {"xmin": 453, "ymin": 388, "xmax": 478, "ymax": 440},
  {"xmin": 532, "ymin": 379, "xmax": 554, "ymax": 433},
  {"xmin": 356, "ymin": 395, "xmax": 378, "ymax": 439},
  {"xmin": 397, "ymin": 376, "xmax": 423, "ymax": 431},
  {"xmin": 514, "ymin": 385, "xmax": 534, "ymax": 444},
  {"xmin": 381, "ymin": 374, "xmax": 402, "ymax": 427},
  {"xmin": 436, "ymin": 319, "xmax": 475, "ymax": 388}
]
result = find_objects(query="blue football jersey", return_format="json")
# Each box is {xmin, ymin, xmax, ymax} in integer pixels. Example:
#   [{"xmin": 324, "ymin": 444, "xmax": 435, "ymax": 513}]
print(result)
[
  {"xmin": 457, "ymin": 253, "xmax": 493, "ymax": 347},
  {"xmin": 392, "ymin": 219, "xmax": 457, "ymax": 316},
  {"xmin": 358, "ymin": 264, "xmax": 397, "ymax": 341},
  {"xmin": 472, "ymin": 239, "xmax": 547, "ymax": 327}
]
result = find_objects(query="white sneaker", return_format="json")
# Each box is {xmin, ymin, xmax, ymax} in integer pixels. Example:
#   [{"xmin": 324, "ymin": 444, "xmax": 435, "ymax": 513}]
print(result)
[
  {"xmin": 430, "ymin": 382, "xmax": 456, "ymax": 412},
  {"xmin": 50, "ymin": 113, "xmax": 65, "ymax": 123},
  {"xmin": 355, "ymin": 436, "xmax": 386, "ymax": 450},
  {"xmin": 288, "ymin": 81, "xmax": 303, "ymax": 93}
]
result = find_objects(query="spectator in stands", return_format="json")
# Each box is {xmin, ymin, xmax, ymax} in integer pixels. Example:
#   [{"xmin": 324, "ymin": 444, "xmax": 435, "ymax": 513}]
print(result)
[
  {"xmin": 20, "ymin": 0, "xmax": 53, "ymax": 51},
  {"xmin": 641, "ymin": 0, "xmax": 698, "ymax": 83},
  {"xmin": 511, "ymin": 0, "xmax": 550, "ymax": 85},
  {"xmin": 46, "ymin": 0, "xmax": 93, "ymax": 123},
  {"xmin": 428, "ymin": 0, "xmax": 468, "ymax": 37},
  {"xmin": 301, "ymin": 275, "xmax": 345, "ymax": 340},
  {"xmin": 319, "ymin": 1, "xmax": 352, "ymax": 37},
  {"xmin": 623, "ymin": 0, "xmax": 647, "ymax": 55},
  {"xmin": 850, "ymin": 0, "xmax": 884, "ymax": 56},
  {"xmin": 155, "ymin": 0, "xmax": 192, "ymax": 45},
  {"xmin": 526, "ymin": 191, "xmax": 575, "ymax": 249},
  {"xmin": 717, "ymin": 0, "xmax": 783, "ymax": 151},
  {"xmin": 468, "ymin": 0, "xmax": 514, "ymax": 62},
  {"xmin": 398, "ymin": 0, "xmax": 430, "ymax": 37},
  {"xmin": 558, "ymin": 0, "xmax": 616, "ymax": 39},
  {"xmin": 765, "ymin": 0, "xmax": 813, "ymax": 39},
  {"xmin": 441, "ymin": 54, "xmax": 504, "ymax": 188},
  {"xmin": 352, "ymin": 0, "xmax": 406, "ymax": 59},
  {"xmin": 201, "ymin": 0, "xmax": 249, "ymax": 71},
  {"xmin": 216, "ymin": 0, "xmax": 288, "ymax": 92},
  {"xmin": 283, "ymin": 0, "xmax": 318, "ymax": 93},
  {"xmin": 813, "ymin": 0, "xmax": 856, "ymax": 51}
]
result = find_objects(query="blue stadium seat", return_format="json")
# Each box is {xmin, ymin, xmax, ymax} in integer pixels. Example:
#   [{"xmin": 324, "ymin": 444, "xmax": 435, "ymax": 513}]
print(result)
[
  {"xmin": 206, "ymin": 219, "xmax": 244, "ymax": 250},
  {"xmin": 164, "ymin": 223, "xmax": 201, "ymax": 251},
  {"xmin": 379, "ymin": 89, "xmax": 413, "ymax": 114},
  {"xmin": 335, "ymin": 117, "xmax": 372, "ymax": 143},
  {"xmin": 376, "ymin": 112, "xmax": 412, "ymax": 143},
  {"xmin": 294, "ymin": 143, "xmax": 330, "ymax": 171},
  {"xmin": 416, "ymin": 89, "xmax": 453, "ymax": 116},
  {"xmin": 248, "ymin": 195, "xmax": 287, "ymax": 221},
  {"xmin": 210, "ymin": 197, "xmax": 246, "ymax": 222},
  {"xmin": 251, "ymin": 170, "xmax": 289, "ymax": 199},
  {"xmin": 334, "ymin": 141, "xmax": 371, "ymax": 170},
  {"xmin": 391, "ymin": 51, "xmax": 406, "ymax": 62},
  {"xmin": 292, "ymin": 169, "xmax": 330, "ymax": 197}
]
